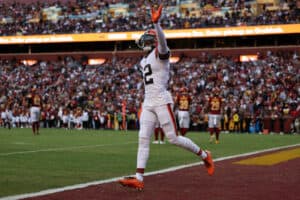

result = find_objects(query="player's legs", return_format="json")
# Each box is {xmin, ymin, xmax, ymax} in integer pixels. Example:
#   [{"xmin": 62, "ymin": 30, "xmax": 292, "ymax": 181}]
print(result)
[
  {"xmin": 153, "ymin": 121, "xmax": 160, "ymax": 144},
  {"xmin": 157, "ymin": 104, "xmax": 203, "ymax": 155},
  {"xmin": 136, "ymin": 106, "xmax": 156, "ymax": 181},
  {"xmin": 154, "ymin": 128, "xmax": 159, "ymax": 141},
  {"xmin": 159, "ymin": 128, "xmax": 165, "ymax": 143},
  {"xmin": 31, "ymin": 107, "xmax": 41, "ymax": 135},
  {"xmin": 214, "ymin": 115, "xmax": 221, "ymax": 143},
  {"xmin": 62, "ymin": 116, "xmax": 68, "ymax": 129},
  {"xmin": 118, "ymin": 108, "xmax": 155, "ymax": 190},
  {"xmin": 153, "ymin": 127, "xmax": 165, "ymax": 144},
  {"xmin": 35, "ymin": 108, "xmax": 41, "ymax": 134},
  {"xmin": 157, "ymin": 104, "xmax": 214, "ymax": 175},
  {"xmin": 208, "ymin": 114, "xmax": 215, "ymax": 143},
  {"xmin": 178, "ymin": 111, "xmax": 186, "ymax": 136},
  {"xmin": 180, "ymin": 111, "xmax": 190, "ymax": 136},
  {"xmin": 119, "ymin": 105, "xmax": 215, "ymax": 189},
  {"xmin": 30, "ymin": 107, "xmax": 37, "ymax": 135},
  {"xmin": 178, "ymin": 111, "xmax": 184, "ymax": 135},
  {"xmin": 35, "ymin": 122, "xmax": 40, "ymax": 134},
  {"xmin": 5, "ymin": 118, "xmax": 11, "ymax": 129},
  {"xmin": 32, "ymin": 108, "xmax": 41, "ymax": 134},
  {"xmin": 209, "ymin": 114, "xmax": 221, "ymax": 143}
]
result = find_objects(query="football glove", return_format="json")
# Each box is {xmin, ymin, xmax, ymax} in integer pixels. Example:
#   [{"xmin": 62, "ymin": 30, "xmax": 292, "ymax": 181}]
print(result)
[{"xmin": 151, "ymin": 4, "xmax": 163, "ymax": 24}]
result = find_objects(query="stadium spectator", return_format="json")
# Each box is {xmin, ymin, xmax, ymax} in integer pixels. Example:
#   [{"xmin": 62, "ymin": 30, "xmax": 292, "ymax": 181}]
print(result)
[
  {"xmin": 0, "ymin": 49, "xmax": 299, "ymax": 134},
  {"xmin": 0, "ymin": 0, "xmax": 298, "ymax": 36}
]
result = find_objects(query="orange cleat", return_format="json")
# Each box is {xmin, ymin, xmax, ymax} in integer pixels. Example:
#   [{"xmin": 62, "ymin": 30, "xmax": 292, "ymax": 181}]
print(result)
[
  {"xmin": 202, "ymin": 150, "xmax": 215, "ymax": 176},
  {"xmin": 118, "ymin": 177, "xmax": 144, "ymax": 190}
]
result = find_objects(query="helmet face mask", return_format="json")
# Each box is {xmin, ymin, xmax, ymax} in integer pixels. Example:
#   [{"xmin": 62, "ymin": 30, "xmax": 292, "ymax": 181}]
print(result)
[{"xmin": 136, "ymin": 29, "xmax": 157, "ymax": 52}]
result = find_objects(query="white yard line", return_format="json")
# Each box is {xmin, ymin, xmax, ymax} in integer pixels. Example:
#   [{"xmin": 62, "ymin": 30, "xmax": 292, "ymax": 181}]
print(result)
[
  {"xmin": 0, "ymin": 142, "xmax": 138, "ymax": 156},
  {"xmin": 1, "ymin": 143, "xmax": 299, "ymax": 200},
  {"xmin": 12, "ymin": 142, "xmax": 35, "ymax": 146}
]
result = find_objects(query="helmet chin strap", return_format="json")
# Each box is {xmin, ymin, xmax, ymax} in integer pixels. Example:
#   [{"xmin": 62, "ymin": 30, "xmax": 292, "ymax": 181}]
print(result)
[{"xmin": 143, "ymin": 46, "xmax": 154, "ymax": 52}]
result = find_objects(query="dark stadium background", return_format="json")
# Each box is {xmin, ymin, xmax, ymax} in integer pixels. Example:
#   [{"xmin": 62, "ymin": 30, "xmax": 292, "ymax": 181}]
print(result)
[{"xmin": 0, "ymin": 0, "xmax": 299, "ymax": 134}]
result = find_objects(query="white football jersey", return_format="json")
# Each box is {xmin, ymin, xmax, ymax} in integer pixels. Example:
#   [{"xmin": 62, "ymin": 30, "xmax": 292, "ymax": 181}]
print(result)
[{"xmin": 140, "ymin": 49, "xmax": 173, "ymax": 106}]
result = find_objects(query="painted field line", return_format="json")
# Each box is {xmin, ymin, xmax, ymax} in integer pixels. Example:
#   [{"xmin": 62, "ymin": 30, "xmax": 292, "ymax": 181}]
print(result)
[
  {"xmin": 1, "ymin": 143, "xmax": 299, "ymax": 200},
  {"xmin": 12, "ymin": 142, "xmax": 35, "ymax": 146},
  {"xmin": 235, "ymin": 147, "xmax": 300, "ymax": 166},
  {"xmin": 0, "ymin": 141, "xmax": 138, "ymax": 156}
]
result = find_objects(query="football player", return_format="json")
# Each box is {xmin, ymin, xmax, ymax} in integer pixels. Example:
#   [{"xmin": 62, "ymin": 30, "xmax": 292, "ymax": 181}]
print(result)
[
  {"xmin": 29, "ymin": 88, "xmax": 42, "ymax": 135},
  {"xmin": 175, "ymin": 87, "xmax": 192, "ymax": 136},
  {"xmin": 207, "ymin": 87, "xmax": 223, "ymax": 144},
  {"xmin": 118, "ymin": 5, "xmax": 214, "ymax": 190}
]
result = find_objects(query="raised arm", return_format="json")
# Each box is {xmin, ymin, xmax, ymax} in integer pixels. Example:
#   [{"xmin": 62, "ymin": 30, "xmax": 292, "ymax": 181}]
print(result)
[{"xmin": 151, "ymin": 5, "xmax": 169, "ymax": 55}]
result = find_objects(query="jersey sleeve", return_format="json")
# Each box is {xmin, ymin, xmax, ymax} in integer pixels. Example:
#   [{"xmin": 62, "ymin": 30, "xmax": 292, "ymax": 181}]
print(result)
[{"xmin": 154, "ymin": 23, "xmax": 169, "ymax": 58}]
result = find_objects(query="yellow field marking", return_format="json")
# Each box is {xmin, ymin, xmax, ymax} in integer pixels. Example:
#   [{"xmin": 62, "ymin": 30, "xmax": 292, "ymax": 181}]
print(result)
[{"xmin": 234, "ymin": 148, "xmax": 300, "ymax": 166}]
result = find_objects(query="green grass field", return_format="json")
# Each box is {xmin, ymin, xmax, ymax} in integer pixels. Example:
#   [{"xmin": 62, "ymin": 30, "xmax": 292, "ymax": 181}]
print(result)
[{"xmin": 0, "ymin": 128, "xmax": 299, "ymax": 198}]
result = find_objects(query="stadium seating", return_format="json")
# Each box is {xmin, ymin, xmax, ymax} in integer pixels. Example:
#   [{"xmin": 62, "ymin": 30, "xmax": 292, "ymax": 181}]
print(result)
[
  {"xmin": 0, "ymin": 0, "xmax": 299, "ymax": 35},
  {"xmin": 0, "ymin": 1, "xmax": 299, "ymax": 133},
  {"xmin": 0, "ymin": 50, "xmax": 299, "ymax": 133}
]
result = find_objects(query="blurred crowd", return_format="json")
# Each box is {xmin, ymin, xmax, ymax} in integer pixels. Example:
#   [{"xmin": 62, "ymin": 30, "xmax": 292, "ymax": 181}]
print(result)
[
  {"xmin": 0, "ymin": 50, "xmax": 299, "ymax": 133},
  {"xmin": 0, "ymin": 0, "xmax": 299, "ymax": 35}
]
